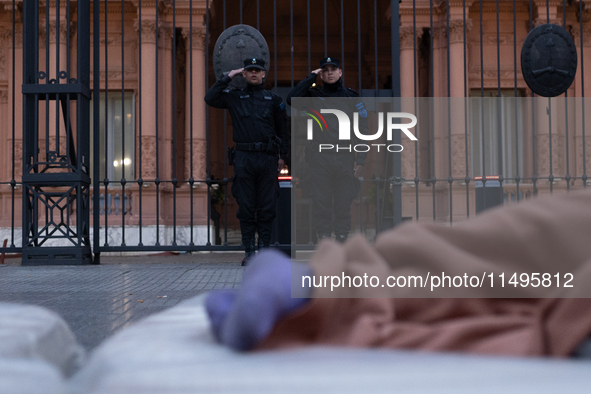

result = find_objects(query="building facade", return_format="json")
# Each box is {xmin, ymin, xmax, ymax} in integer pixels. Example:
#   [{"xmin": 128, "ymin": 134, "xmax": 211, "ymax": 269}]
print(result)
[{"xmin": 0, "ymin": 0, "xmax": 590, "ymax": 253}]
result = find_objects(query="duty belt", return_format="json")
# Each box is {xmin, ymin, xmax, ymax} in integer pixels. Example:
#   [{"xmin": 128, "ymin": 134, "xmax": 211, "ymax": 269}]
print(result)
[{"xmin": 235, "ymin": 142, "xmax": 268, "ymax": 152}]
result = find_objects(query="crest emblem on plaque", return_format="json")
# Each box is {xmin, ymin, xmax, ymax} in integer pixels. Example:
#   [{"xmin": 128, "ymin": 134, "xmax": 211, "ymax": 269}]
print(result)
[
  {"xmin": 213, "ymin": 24, "xmax": 270, "ymax": 90},
  {"xmin": 521, "ymin": 24, "xmax": 577, "ymax": 97}
]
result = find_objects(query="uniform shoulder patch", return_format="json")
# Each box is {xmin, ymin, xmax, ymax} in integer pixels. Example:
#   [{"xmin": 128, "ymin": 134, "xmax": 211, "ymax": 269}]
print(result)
[{"xmin": 279, "ymin": 102, "xmax": 286, "ymax": 110}]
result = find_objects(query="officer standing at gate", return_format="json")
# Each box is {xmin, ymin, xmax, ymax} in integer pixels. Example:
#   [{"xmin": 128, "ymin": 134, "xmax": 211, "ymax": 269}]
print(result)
[
  {"xmin": 205, "ymin": 58, "xmax": 288, "ymax": 265},
  {"xmin": 287, "ymin": 57, "xmax": 366, "ymax": 243}
]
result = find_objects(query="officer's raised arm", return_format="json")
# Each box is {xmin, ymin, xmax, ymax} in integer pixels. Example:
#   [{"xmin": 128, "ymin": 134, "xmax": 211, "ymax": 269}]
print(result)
[
  {"xmin": 286, "ymin": 70, "xmax": 319, "ymax": 106},
  {"xmin": 204, "ymin": 68, "xmax": 244, "ymax": 109}
]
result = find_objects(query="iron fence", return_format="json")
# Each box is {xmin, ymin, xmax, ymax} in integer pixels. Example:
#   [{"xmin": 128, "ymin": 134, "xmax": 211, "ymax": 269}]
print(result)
[{"xmin": 0, "ymin": 0, "xmax": 588, "ymax": 262}]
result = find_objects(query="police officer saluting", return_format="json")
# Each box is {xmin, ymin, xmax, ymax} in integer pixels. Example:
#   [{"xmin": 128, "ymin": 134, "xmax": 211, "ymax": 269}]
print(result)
[
  {"xmin": 205, "ymin": 58, "xmax": 288, "ymax": 265},
  {"xmin": 287, "ymin": 57, "xmax": 366, "ymax": 243}
]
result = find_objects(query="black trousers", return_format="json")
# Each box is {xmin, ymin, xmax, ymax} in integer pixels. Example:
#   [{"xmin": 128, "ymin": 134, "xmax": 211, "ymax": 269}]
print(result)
[
  {"xmin": 231, "ymin": 151, "xmax": 279, "ymax": 245},
  {"xmin": 308, "ymin": 154, "xmax": 357, "ymax": 237}
]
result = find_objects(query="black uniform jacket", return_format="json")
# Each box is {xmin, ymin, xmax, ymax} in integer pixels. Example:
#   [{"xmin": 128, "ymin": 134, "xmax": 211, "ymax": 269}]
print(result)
[
  {"xmin": 204, "ymin": 75, "xmax": 288, "ymax": 159},
  {"xmin": 286, "ymin": 73, "xmax": 367, "ymax": 166}
]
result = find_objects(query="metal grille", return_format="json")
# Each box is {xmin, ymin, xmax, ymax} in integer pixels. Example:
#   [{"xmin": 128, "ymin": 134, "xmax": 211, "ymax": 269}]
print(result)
[{"xmin": 0, "ymin": 0, "xmax": 588, "ymax": 261}]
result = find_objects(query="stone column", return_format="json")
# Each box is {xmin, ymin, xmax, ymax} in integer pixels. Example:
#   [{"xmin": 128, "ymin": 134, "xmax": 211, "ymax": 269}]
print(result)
[
  {"xmin": 133, "ymin": 9, "xmax": 161, "ymax": 225},
  {"xmin": 4, "ymin": 18, "xmax": 23, "ymax": 179},
  {"xmin": 448, "ymin": 19, "xmax": 472, "ymax": 179},
  {"xmin": 399, "ymin": 26, "xmax": 423, "ymax": 98},
  {"xmin": 399, "ymin": 26, "xmax": 423, "ymax": 182},
  {"xmin": 133, "ymin": 17, "xmax": 160, "ymax": 182},
  {"xmin": 1, "ymin": 11, "xmax": 24, "ymax": 228},
  {"xmin": 182, "ymin": 27, "xmax": 207, "ymax": 183},
  {"xmin": 157, "ymin": 25, "xmax": 175, "ymax": 185}
]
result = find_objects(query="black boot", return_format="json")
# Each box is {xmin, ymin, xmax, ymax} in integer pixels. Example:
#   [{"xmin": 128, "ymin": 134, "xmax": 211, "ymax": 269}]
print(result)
[
  {"xmin": 257, "ymin": 236, "xmax": 271, "ymax": 251},
  {"xmin": 241, "ymin": 239, "xmax": 256, "ymax": 266}
]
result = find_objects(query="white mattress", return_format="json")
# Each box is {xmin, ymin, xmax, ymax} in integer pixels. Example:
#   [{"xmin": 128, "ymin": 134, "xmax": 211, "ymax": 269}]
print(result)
[{"xmin": 67, "ymin": 294, "xmax": 591, "ymax": 394}]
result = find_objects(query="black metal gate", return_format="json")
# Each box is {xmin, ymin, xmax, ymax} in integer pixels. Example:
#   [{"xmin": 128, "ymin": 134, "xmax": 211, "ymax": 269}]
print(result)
[{"xmin": 0, "ymin": 0, "xmax": 588, "ymax": 263}]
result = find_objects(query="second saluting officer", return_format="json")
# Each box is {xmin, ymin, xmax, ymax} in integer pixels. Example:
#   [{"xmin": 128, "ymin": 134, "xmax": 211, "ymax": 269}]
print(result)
[
  {"xmin": 287, "ymin": 57, "xmax": 366, "ymax": 243},
  {"xmin": 205, "ymin": 58, "xmax": 288, "ymax": 265}
]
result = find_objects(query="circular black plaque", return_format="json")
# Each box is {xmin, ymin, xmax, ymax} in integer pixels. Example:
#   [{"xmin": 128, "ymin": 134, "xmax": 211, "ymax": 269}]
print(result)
[
  {"xmin": 213, "ymin": 24, "xmax": 270, "ymax": 90},
  {"xmin": 521, "ymin": 24, "xmax": 577, "ymax": 97}
]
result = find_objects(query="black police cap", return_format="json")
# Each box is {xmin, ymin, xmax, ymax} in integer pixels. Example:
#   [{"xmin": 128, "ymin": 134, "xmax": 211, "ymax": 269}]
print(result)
[
  {"xmin": 320, "ymin": 57, "xmax": 340, "ymax": 68},
  {"xmin": 244, "ymin": 58, "xmax": 265, "ymax": 70}
]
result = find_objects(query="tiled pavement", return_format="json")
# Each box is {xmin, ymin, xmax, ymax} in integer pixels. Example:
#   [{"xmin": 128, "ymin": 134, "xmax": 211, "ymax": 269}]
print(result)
[{"xmin": 0, "ymin": 252, "xmax": 244, "ymax": 352}]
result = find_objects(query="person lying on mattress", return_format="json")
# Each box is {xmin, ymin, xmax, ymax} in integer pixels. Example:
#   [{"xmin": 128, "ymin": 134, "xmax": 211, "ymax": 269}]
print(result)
[{"xmin": 206, "ymin": 189, "xmax": 591, "ymax": 357}]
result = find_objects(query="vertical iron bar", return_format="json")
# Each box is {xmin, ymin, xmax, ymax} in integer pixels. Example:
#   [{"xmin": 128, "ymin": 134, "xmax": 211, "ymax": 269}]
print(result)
[
  {"xmin": 562, "ymin": 0, "xmax": 570, "ymax": 190},
  {"xmin": 391, "ymin": 0, "xmax": 402, "ymax": 226},
  {"xmin": 464, "ymin": 0, "xmax": 470, "ymax": 217},
  {"xmin": 45, "ymin": 0, "xmax": 49, "ymax": 166},
  {"xmin": 172, "ymin": 0, "xmax": 177, "ymax": 246},
  {"xmin": 324, "ymin": 0, "xmax": 327, "ymax": 57},
  {"xmin": 66, "ymin": 0, "xmax": 72, "ymax": 171},
  {"xmin": 189, "ymin": 0, "xmax": 194, "ymax": 245},
  {"xmin": 430, "ymin": 0, "xmax": 436, "ymax": 220},
  {"xmin": 104, "ymin": 0, "xmax": 109, "ymax": 245},
  {"xmin": 138, "ymin": 0, "xmax": 143, "ymax": 246},
  {"xmin": 67, "ymin": 0, "xmax": 71, "ymax": 78},
  {"xmin": 274, "ymin": 0, "xmax": 277, "ymax": 90},
  {"xmin": 340, "ymin": 0, "xmax": 344, "ymax": 85},
  {"xmin": 530, "ymin": 0, "xmax": 537, "ymax": 194},
  {"xmin": 374, "ymin": 0, "xmax": 381, "ymax": 232},
  {"xmin": 447, "ymin": 0, "xmax": 452, "ymax": 224},
  {"xmin": 78, "ymin": 0, "xmax": 91, "ymax": 254},
  {"xmin": 240, "ymin": 0, "xmax": 243, "ymax": 24},
  {"xmin": 307, "ymin": 0, "xmax": 311, "ymax": 73},
  {"xmin": 374, "ymin": 0, "xmax": 378, "ymax": 95},
  {"xmin": 547, "ymin": 0, "xmax": 553, "ymax": 193},
  {"xmin": 513, "ymin": 0, "xmax": 520, "ymax": 200},
  {"xmin": 121, "ymin": 0, "xmax": 126, "ymax": 246},
  {"xmin": 496, "ymin": 0, "xmax": 503, "ymax": 181},
  {"xmin": 357, "ymin": 0, "xmax": 361, "ymax": 91},
  {"xmin": 205, "ymin": 0, "xmax": 215, "ymax": 244},
  {"xmin": 579, "ymin": 0, "xmax": 587, "ymax": 187},
  {"xmin": 155, "ymin": 0, "xmax": 160, "ymax": 245},
  {"xmin": 56, "ymin": 0, "xmax": 60, "ymax": 159},
  {"xmin": 221, "ymin": 0, "xmax": 227, "ymax": 246},
  {"xmin": 415, "ymin": 0, "xmax": 420, "ymax": 220},
  {"xmin": 11, "ymin": 0, "xmax": 16, "ymax": 247},
  {"xmin": 548, "ymin": 97, "xmax": 553, "ymax": 192},
  {"xmin": 291, "ymin": 0, "xmax": 294, "ymax": 88},
  {"xmin": 22, "ymin": 0, "xmax": 38, "ymax": 250},
  {"xmin": 93, "ymin": 0, "xmax": 101, "ymax": 260},
  {"xmin": 479, "ymin": 0, "xmax": 486, "ymax": 197}
]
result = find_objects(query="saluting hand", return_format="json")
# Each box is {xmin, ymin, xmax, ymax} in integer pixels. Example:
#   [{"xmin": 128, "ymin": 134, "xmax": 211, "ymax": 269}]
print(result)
[
  {"xmin": 311, "ymin": 68, "xmax": 322, "ymax": 75},
  {"xmin": 228, "ymin": 68, "xmax": 244, "ymax": 78},
  {"xmin": 278, "ymin": 159, "xmax": 285, "ymax": 172}
]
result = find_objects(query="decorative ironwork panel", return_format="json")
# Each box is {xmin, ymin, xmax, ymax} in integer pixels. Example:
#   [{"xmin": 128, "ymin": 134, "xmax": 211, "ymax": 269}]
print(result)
[{"xmin": 21, "ymin": 0, "xmax": 92, "ymax": 265}]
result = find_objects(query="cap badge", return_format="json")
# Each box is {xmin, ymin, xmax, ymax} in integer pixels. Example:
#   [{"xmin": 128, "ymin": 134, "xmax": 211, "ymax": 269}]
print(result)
[
  {"xmin": 327, "ymin": 57, "xmax": 331, "ymax": 62},
  {"xmin": 252, "ymin": 59, "xmax": 256, "ymax": 64}
]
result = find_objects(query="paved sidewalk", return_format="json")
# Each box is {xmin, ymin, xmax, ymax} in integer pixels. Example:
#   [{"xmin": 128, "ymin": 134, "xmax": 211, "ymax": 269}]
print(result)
[{"xmin": 0, "ymin": 252, "xmax": 244, "ymax": 352}]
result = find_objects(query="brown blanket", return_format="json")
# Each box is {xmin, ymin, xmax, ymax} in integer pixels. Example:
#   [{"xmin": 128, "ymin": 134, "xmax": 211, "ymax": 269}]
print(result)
[{"xmin": 259, "ymin": 190, "xmax": 591, "ymax": 356}]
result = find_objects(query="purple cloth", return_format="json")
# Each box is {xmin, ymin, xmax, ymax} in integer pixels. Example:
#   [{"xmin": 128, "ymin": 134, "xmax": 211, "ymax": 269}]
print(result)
[{"xmin": 205, "ymin": 249, "xmax": 311, "ymax": 351}]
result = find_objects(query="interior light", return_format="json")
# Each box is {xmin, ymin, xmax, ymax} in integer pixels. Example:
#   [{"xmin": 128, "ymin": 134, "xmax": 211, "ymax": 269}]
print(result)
[
  {"xmin": 113, "ymin": 160, "xmax": 119, "ymax": 167},
  {"xmin": 123, "ymin": 158, "xmax": 131, "ymax": 165}
]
